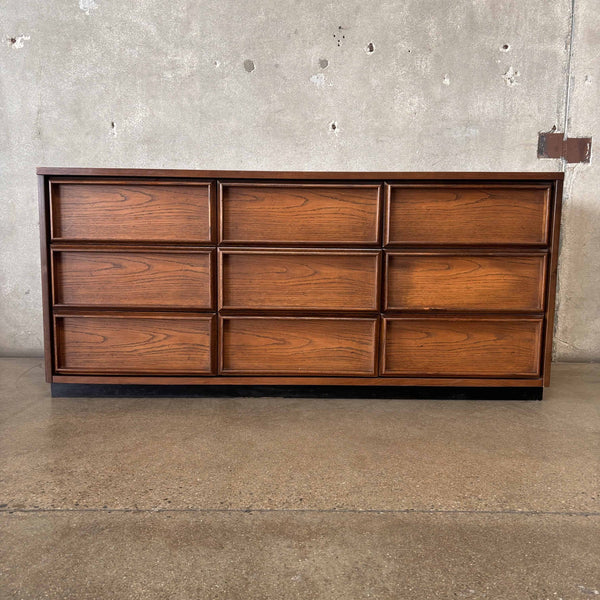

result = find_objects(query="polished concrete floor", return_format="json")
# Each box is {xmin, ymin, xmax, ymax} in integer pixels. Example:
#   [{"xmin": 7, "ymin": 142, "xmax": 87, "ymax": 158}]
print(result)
[{"xmin": 1, "ymin": 358, "xmax": 598, "ymax": 599}]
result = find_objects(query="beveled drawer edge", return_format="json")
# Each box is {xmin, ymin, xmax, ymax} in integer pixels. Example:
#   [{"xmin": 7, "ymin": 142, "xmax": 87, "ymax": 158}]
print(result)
[
  {"xmin": 48, "ymin": 179, "xmax": 216, "ymax": 243},
  {"xmin": 384, "ymin": 182, "xmax": 554, "ymax": 189},
  {"xmin": 48, "ymin": 178, "xmax": 217, "ymax": 185},
  {"xmin": 50, "ymin": 243, "xmax": 216, "ymax": 252},
  {"xmin": 382, "ymin": 251, "xmax": 548, "ymax": 313},
  {"xmin": 218, "ymin": 315, "xmax": 380, "ymax": 377},
  {"xmin": 379, "ymin": 316, "xmax": 544, "ymax": 378},
  {"xmin": 218, "ymin": 181, "xmax": 383, "ymax": 246},
  {"xmin": 53, "ymin": 312, "xmax": 217, "ymax": 375},
  {"xmin": 50, "ymin": 248, "xmax": 216, "ymax": 310},
  {"xmin": 218, "ymin": 248, "xmax": 382, "ymax": 313},
  {"xmin": 383, "ymin": 182, "xmax": 553, "ymax": 247},
  {"xmin": 218, "ymin": 181, "xmax": 383, "ymax": 188}
]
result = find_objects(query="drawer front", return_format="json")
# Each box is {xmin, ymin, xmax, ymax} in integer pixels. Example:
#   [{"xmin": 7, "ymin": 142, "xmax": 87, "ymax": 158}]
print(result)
[
  {"xmin": 381, "ymin": 317, "xmax": 542, "ymax": 377},
  {"xmin": 53, "ymin": 250, "xmax": 214, "ymax": 309},
  {"xmin": 50, "ymin": 182, "xmax": 213, "ymax": 242},
  {"xmin": 220, "ymin": 183, "xmax": 381, "ymax": 244},
  {"xmin": 385, "ymin": 253, "xmax": 546, "ymax": 311},
  {"xmin": 221, "ymin": 317, "xmax": 378, "ymax": 375},
  {"xmin": 220, "ymin": 250, "xmax": 380, "ymax": 311},
  {"xmin": 385, "ymin": 185, "xmax": 550, "ymax": 245},
  {"xmin": 55, "ymin": 314, "xmax": 215, "ymax": 374}
]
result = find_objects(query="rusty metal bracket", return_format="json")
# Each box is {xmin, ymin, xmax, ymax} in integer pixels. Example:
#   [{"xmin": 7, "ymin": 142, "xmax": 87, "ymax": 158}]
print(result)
[{"xmin": 538, "ymin": 131, "xmax": 592, "ymax": 163}]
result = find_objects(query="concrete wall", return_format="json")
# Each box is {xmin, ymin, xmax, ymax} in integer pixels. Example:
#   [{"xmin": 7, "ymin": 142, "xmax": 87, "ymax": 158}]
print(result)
[{"xmin": 0, "ymin": 0, "xmax": 597, "ymax": 360}]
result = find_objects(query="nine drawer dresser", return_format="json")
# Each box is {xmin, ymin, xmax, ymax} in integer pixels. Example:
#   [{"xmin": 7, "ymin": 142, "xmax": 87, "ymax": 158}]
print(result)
[{"xmin": 38, "ymin": 169, "xmax": 563, "ymax": 398}]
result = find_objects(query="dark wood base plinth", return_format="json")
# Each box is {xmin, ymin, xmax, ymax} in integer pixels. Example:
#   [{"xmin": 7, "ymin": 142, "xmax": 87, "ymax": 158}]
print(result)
[{"xmin": 51, "ymin": 383, "xmax": 543, "ymax": 400}]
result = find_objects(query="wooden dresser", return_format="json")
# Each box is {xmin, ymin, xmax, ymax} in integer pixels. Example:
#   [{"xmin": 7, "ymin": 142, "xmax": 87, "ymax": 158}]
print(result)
[{"xmin": 38, "ymin": 169, "xmax": 563, "ymax": 397}]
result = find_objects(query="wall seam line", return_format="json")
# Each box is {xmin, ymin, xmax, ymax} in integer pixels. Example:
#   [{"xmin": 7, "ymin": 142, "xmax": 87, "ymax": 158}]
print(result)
[
  {"xmin": 562, "ymin": 0, "xmax": 577, "ymax": 168},
  {"xmin": 552, "ymin": 0, "xmax": 577, "ymax": 361}
]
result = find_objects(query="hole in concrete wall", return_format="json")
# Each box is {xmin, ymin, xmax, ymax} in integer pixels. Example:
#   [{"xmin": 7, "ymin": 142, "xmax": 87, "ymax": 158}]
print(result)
[
  {"xmin": 329, "ymin": 121, "xmax": 338, "ymax": 132},
  {"xmin": 243, "ymin": 59, "xmax": 255, "ymax": 73},
  {"xmin": 365, "ymin": 42, "xmax": 375, "ymax": 54},
  {"xmin": 5, "ymin": 34, "xmax": 30, "ymax": 48},
  {"xmin": 501, "ymin": 43, "xmax": 510, "ymax": 52},
  {"xmin": 319, "ymin": 58, "xmax": 329, "ymax": 69}
]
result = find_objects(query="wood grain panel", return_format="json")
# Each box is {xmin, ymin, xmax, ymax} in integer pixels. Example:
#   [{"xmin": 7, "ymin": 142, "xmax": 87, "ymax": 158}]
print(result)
[
  {"xmin": 220, "ymin": 317, "xmax": 378, "ymax": 375},
  {"xmin": 220, "ymin": 183, "xmax": 381, "ymax": 244},
  {"xmin": 381, "ymin": 317, "xmax": 542, "ymax": 377},
  {"xmin": 220, "ymin": 250, "xmax": 380, "ymax": 311},
  {"xmin": 53, "ymin": 249, "xmax": 213, "ymax": 309},
  {"xmin": 385, "ymin": 253, "xmax": 546, "ymax": 311},
  {"xmin": 52, "ymin": 374, "xmax": 544, "ymax": 387},
  {"xmin": 50, "ymin": 181, "xmax": 213, "ymax": 241},
  {"xmin": 385, "ymin": 185, "xmax": 550, "ymax": 245},
  {"xmin": 55, "ymin": 314, "xmax": 215, "ymax": 374},
  {"xmin": 38, "ymin": 170, "xmax": 562, "ymax": 389},
  {"xmin": 38, "ymin": 167, "xmax": 564, "ymax": 181}
]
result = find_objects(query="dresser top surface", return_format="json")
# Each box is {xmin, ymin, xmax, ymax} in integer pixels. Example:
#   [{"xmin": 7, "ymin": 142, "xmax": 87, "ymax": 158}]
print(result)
[{"xmin": 37, "ymin": 168, "xmax": 564, "ymax": 181}]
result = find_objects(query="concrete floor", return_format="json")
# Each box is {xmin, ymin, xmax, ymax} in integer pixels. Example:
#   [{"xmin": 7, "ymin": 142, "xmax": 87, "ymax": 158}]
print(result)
[{"xmin": 0, "ymin": 358, "xmax": 598, "ymax": 599}]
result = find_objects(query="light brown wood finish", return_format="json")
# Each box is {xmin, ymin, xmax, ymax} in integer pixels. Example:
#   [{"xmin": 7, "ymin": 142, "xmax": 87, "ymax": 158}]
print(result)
[
  {"xmin": 220, "ymin": 317, "xmax": 378, "ymax": 375},
  {"xmin": 38, "ymin": 170, "xmax": 563, "ymax": 391},
  {"xmin": 50, "ymin": 181, "xmax": 214, "ymax": 242},
  {"xmin": 381, "ymin": 317, "xmax": 543, "ymax": 377},
  {"xmin": 220, "ymin": 183, "xmax": 381, "ymax": 244},
  {"xmin": 52, "ymin": 248, "xmax": 214, "ymax": 309},
  {"xmin": 219, "ymin": 249, "xmax": 380, "ymax": 311},
  {"xmin": 37, "ymin": 167, "xmax": 564, "ymax": 182},
  {"xmin": 52, "ymin": 374, "xmax": 544, "ymax": 387},
  {"xmin": 55, "ymin": 313, "xmax": 215, "ymax": 374},
  {"xmin": 385, "ymin": 185, "xmax": 551, "ymax": 245},
  {"xmin": 384, "ymin": 252, "xmax": 547, "ymax": 312}
]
